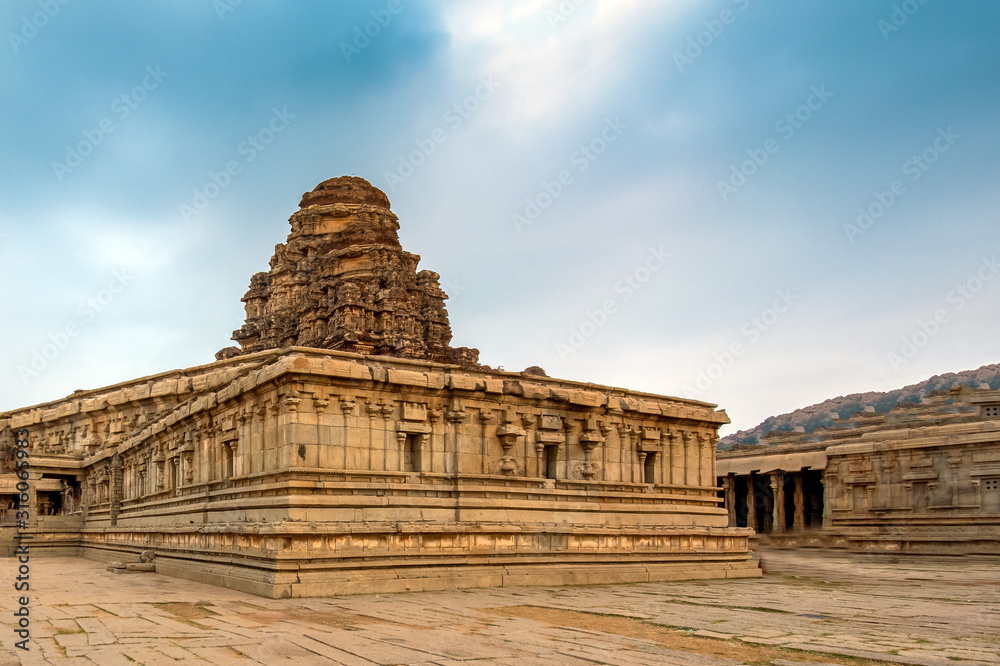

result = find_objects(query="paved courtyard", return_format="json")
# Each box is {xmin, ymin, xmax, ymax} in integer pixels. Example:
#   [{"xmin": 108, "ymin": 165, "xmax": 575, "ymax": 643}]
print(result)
[{"xmin": 1, "ymin": 550, "xmax": 997, "ymax": 665}]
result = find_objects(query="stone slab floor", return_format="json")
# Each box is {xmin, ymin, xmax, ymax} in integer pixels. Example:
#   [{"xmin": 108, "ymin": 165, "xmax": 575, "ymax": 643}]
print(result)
[{"xmin": 1, "ymin": 550, "xmax": 997, "ymax": 666}]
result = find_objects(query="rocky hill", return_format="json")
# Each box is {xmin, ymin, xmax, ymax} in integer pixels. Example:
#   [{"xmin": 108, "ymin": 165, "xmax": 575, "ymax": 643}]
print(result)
[{"xmin": 719, "ymin": 363, "xmax": 1000, "ymax": 450}]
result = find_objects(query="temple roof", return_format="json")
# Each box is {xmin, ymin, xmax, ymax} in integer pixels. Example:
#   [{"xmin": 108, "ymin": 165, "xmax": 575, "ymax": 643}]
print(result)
[{"xmin": 298, "ymin": 175, "xmax": 391, "ymax": 209}]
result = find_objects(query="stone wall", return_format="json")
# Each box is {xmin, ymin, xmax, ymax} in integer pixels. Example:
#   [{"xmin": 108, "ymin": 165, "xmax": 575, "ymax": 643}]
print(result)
[
  {"xmin": 717, "ymin": 386, "xmax": 1000, "ymax": 554},
  {"xmin": 823, "ymin": 415, "xmax": 1000, "ymax": 553}
]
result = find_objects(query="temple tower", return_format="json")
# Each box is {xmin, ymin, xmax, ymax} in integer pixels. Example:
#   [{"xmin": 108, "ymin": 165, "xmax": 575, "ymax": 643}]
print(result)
[{"xmin": 227, "ymin": 176, "xmax": 479, "ymax": 365}]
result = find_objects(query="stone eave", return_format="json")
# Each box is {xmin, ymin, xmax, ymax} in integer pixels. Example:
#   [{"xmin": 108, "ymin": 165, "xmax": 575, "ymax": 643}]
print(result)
[
  {"xmin": 969, "ymin": 389, "xmax": 1000, "ymax": 404},
  {"xmin": 1, "ymin": 347, "xmax": 289, "ymax": 421},
  {"xmin": 825, "ymin": 420, "xmax": 1000, "ymax": 457},
  {"xmin": 4, "ymin": 347, "xmax": 727, "ymax": 435},
  {"xmin": 718, "ymin": 440, "xmax": 830, "ymax": 459},
  {"xmin": 717, "ymin": 449, "xmax": 829, "ymax": 475}
]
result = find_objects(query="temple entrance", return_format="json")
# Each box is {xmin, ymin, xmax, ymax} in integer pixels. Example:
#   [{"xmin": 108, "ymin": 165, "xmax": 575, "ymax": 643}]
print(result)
[
  {"xmin": 803, "ymin": 469, "xmax": 824, "ymax": 527},
  {"xmin": 722, "ymin": 469, "xmax": 825, "ymax": 533}
]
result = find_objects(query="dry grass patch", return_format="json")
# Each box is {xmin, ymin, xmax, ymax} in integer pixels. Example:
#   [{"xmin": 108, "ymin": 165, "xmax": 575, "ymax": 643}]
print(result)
[{"xmin": 152, "ymin": 601, "xmax": 220, "ymax": 628}]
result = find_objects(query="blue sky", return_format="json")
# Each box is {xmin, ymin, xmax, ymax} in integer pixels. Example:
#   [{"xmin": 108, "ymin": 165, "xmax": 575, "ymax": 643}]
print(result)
[{"xmin": 2, "ymin": 0, "xmax": 998, "ymax": 436}]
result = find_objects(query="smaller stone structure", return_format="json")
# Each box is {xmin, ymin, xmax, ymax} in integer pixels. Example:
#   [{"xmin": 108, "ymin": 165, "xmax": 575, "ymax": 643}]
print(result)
[{"xmin": 717, "ymin": 385, "xmax": 1000, "ymax": 554}]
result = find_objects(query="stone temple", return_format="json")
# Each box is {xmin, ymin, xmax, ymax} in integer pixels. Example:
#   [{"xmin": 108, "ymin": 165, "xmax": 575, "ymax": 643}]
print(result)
[
  {"xmin": 0, "ymin": 177, "xmax": 758, "ymax": 597},
  {"xmin": 717, "ymin": 384, "xmax": 1000, "ymax": 554}
]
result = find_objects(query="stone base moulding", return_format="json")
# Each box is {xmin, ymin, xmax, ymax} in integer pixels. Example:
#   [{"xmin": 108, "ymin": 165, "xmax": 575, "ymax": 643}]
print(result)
[{"xmin": 25, "ymin": 528, "xmax": 758, "ymax": 597}]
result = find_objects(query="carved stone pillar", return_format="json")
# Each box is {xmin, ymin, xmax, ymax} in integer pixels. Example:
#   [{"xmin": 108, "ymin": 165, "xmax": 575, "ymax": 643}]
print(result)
[
  {"xmin": 817, "ymin": 476, "xmax": 826, "ymax": 527},
  {"xmin": 255, "ymin": 407, "xmax": 268, "ymax": 475},
  {"xmin": 617, "ymin": 425, "xmax": 633, "ymax": 482},
  {"xmin": 722, "ymin": 475, "xmax": 736, "ymax": 527},
  {"xmin": 762, "ymin": 484, "xmax": 773, "ymax": 533},
  {"xmin": 793, "ymin": 472, "xmax": 805, "ymax": 531},
  {"xmin": 109, "ymin": 453, "xmax": 123, "ymax": 526},
  {"xmin": 770, "ymin": 472, "xmax": 785, "ymax": 533},
  {"xmin": 698, "ymin": 433, "xmax": 711, "ymax": 487},
  {"xmin": 479, "ymin": 410, "xmax": 496, "ymax": 475},
  {"xmin": 228, "ymin": 441, "xmax": 240, "ymax": 478},
  {"xmin": 948, "ymin": 456, "xmax": 962, "ymax": 506},
  {"xmin": 822, "ymin": 469, "xmax": 836, "ymax": 523},
  {"xmin": 708, "ymin": 434, "xmax": 719, "ymax": 486},
  {"xmin": 579, "ymin": 424, "xmax": 603, "ymax": 481},
  {"xmin": 154, "ymin": 449, "xmax": 166, "ymax": 491},
  {"xmin": 682, "ymin": 431, "xmax": 692, "ymax": 486},
  {"xmin": 665, "ymin": 430, "xmax": 679, "ymax": 484},
  {"xmin": 59, "ymin": 480, "xmax": 71, "ymax": 515},
  {"xmin": 396, "ymin": 431, "xmax": 408, "ymax": 472},
  {"xmin": 444, "ymin": 401, "xmax": 466, "ymax": 476},
  {"xmin": 746, "ymin": 473, "xmax": 757, "ymax": 531}
]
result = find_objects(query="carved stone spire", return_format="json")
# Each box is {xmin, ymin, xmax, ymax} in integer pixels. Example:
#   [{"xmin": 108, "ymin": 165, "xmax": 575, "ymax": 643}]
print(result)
[{"xmin": 222, "ymin": 176, "xmax": 479, "ymax": 365}]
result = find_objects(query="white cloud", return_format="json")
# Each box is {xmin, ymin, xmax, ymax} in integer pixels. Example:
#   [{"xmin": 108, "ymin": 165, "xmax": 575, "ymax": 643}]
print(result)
[
  {"xmin": 440, "ymin": 1, "xmax": 697, "ymax": 136},
  {"xmin": 58, "ymin": 213, "xmax": 197, "ymax": 274}
]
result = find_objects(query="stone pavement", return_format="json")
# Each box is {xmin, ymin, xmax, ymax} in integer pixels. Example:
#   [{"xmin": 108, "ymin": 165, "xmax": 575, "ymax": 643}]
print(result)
[{"xmin": 0, "ymin": 550, "xmax": 997, "ymax": 665}]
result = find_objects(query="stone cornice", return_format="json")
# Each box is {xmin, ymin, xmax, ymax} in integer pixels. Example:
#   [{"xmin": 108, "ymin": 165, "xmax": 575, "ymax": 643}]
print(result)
[{"xmin": 6, "ymin": 347, "xmax": 727, "ymax": 434}]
